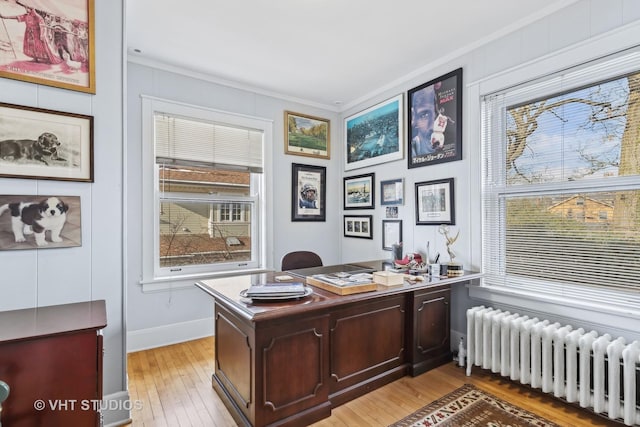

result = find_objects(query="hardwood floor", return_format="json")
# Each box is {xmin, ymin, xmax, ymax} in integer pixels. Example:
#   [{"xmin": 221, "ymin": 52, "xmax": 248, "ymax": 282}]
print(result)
[{"xmin": 125, "ymin": 337, "xmax": 615, "ymax": 427}]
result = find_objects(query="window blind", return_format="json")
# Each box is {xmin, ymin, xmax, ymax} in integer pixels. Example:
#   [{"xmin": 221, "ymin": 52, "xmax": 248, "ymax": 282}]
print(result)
[
  {"xmin": 481, "ymin": 47, "xmax": 640, "ymax": 294},
  {"xmin": 155, "ymin": 113, "xmax": 264, "ymax": 173}
]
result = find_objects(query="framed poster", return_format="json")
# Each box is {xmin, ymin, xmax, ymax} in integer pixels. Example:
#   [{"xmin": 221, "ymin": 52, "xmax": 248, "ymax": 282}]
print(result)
[
  {"xmin": 284, "ymin": 111, "xmax": 330, "ymax": 159},
  {"xmin": 0, "ymin": 194, "xmax": 81, "ymax": 250},
  {"xmin": 0, "ymin": 0, "xmax": 96, "ymax": 93},
  {"xmin": 0, "ymin": 102, "xmax": 93, "ymax": 181},
  {"xmin": 291, "ymin": 163, "xmax": 326, "ymax": 222},
  {"xmin": 344, "ymin": 94, "xmax": 403, "ymax": 171},
  {"xmin": 408, "ymin": 68, "xmax": 462, "ymax": 168},
  {"xmin": 382, "ymin": 219, "xmax": 402, "ymax": 250},
  {"xmin": 380, "ymin": 178, "xmax": 404, "ymax": 205},
  {"xmin": 344, "ymin": 172, "xmax": 374, "ymax": 210},
  {"xmin": 415, "ymin": 178, "xmax": 455, "ymax": 225},
  {"xmin": 344, "ymin": 215, "xmax": 372, "ymax": 239}
]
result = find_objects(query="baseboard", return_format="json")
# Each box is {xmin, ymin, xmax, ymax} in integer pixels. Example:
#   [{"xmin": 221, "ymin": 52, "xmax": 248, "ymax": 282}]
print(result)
[
  {"xmin": 101, "ymin": 390, "xmax": 132, "ymax": 427},
  {"xmin": 126, "ymin": 317, "xmax": 214, "ymax": 353}
]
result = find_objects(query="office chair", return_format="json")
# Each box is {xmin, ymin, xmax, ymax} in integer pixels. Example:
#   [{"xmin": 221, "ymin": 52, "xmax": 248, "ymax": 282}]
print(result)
[{"xmin": 281, "ymin": 251, "xmax": 323, "ymax": 271}]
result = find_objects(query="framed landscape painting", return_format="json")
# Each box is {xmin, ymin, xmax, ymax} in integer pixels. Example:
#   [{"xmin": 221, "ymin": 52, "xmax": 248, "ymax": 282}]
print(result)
[
  {"xmin": 408, "ymin": 68, "xmax": 462, "ymax": 169},
  {"xmin": 285, "ymin": 111, "xmax": 330, "ymax": 159},
  {"xmin": 344, "ymin": 94, "xmax": 403, "ymax": 171},
  {"xmin": 0, "ymin": 0, "xmax": 96, "ymax": 93},
  {"xmin": 344, "ymin": 172, "xmax": 374, "ymax": 210}
]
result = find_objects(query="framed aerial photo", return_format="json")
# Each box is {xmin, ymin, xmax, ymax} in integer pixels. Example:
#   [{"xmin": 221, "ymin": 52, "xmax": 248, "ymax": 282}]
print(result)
[
  {"xmin": 382, "ymin": 219, "xmax": 402, "ymax": 250},
  {"xmin": 415, "ymin": 178, "xmax": 455, "ymax": 225},
  {"xmin": 344, "ymin": 215, "xmax": 372, "ymax": 239},
  {"xmin": 291, "ymin": 163, "xmax": 326, "ymax": 222},
  {"xmin": 0, "ymin": 102, "xmax": 94, "ymax": 182},
  {"xmin": 0, "ymin": 0, "xmax": 96, "ymax": 93},
  {"xmin": 380, "ymin": 178, "xmax": 404, "ymax": 205},
  {"xmin": 0, "ymin": 194, "xmax": 81, "ymax": 250},
  {"xmin": 285, "ymin": 111, "xmax": 330, "ymax": 159},
  {"xmin": 408, "ymin": 68, "xmax": 462, "ymax": 169},
  {"xmin": 344, "ymin": 172, "xmax": 374, "ymax": 210},
  {"xmin": 344, "ymin": 94, "xmax": 403, "ymax": 171}
]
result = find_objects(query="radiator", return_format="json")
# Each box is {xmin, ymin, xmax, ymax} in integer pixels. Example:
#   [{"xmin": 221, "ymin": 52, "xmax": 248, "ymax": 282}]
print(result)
[{"xmin": 466, "ymin": 305, "xmax": 640, "ymax": 426}]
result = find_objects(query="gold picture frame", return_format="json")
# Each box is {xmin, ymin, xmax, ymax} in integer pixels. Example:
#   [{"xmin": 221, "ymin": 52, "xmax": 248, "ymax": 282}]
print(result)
[
  {"xmin": 0, "ymin": 0, "xmax": 96, "ymax": 94},
  {"xmin": 284, "ymin": 111, "xmax": 330, "ymax": 159}
]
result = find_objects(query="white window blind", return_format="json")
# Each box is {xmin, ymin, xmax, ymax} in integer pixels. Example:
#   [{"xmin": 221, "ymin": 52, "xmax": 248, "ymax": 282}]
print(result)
[
  {"xmin": 481, "ymin": 48, "xmax": 640, "ymax": 295},
  {"xmin": 155, "ymin": 114, "xmax": 263, "ymax": 173}
]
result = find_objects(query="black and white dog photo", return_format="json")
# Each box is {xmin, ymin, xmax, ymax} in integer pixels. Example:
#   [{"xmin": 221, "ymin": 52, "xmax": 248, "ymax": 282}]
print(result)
[
  {"xmin": 0, "ymin": 132, "xmax": 66, "ymax": 165},
  {"xmin": 0, "ymin": 197, "xmax": 69, "ymax": 246}
]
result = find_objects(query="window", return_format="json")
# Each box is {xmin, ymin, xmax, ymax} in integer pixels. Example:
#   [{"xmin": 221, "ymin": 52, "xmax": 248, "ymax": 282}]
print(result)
[
  {"xmin": 142, "ymin": 97, "xmax": 271, "ymax": 281},
  {"xmin": 481, "ymin": 49, "xmax": 640, "ymax": 298}
]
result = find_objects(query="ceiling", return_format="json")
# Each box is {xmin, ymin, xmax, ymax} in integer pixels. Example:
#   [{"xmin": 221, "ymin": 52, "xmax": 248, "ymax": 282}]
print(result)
[{"xmin": 126, "ymin": 0, "xmax": 575, "ymax": 110}]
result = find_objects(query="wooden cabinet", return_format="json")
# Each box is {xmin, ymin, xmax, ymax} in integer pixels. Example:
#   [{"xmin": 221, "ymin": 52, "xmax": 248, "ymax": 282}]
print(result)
[
  {"xmin": 0, "ymin": 300, "xmax": 107, "ymax": 427},
  {"xmin": 409, "ymin": 285, "xmax": 451, "ymax": 376}
]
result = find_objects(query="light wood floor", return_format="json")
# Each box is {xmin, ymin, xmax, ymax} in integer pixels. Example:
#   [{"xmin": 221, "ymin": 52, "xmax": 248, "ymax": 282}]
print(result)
[{"xmin": 125, "ymin": 337, "xmax": 616, "ymax": 427}]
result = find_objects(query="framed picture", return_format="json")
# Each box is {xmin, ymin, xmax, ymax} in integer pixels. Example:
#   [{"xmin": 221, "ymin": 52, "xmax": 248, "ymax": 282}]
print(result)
[
  {"xmin": 382, "ymin": 220, "xmax": 402, "ymax": 250},
  {"xmin": 0, "ymin": 102, "xmax": 94, "ymax": 182},
  {"xmin": 344, "ymin": 172, "xmax": 374, "ymax": 210},
  {"xmin": 415, "ymin": 178, "xmax": 455, "ymax": 225},
  {"xmin": 0, "ymin": 0, "xmax": 96, "ymax": 94},
  {"xmin": 344, "ymin": 94, "xmax": 403, "ymax": 171},
  {"xmin": 0, "ymin": 195, "xmax": 81, "ymax": 250},
  {"xmin": 284, "ymin": 111, "xmax": 330, "ymax": 159},
  {"xmin": 344, "ymin": 215, "xmax": 372, "ymax": 239},
  {"xmin": 380, "ymin": 178, "xmax": 404, "ymax": 205},
  {"xmin": 291, "ymin": 163, "xmax": 326, "ymax": 222},
  {"xmin": 408, "ymin": 68, "xmax": 462, "ymax": 169}
]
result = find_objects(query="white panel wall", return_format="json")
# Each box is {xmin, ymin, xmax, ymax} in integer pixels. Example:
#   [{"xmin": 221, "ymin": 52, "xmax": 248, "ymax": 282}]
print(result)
[{"xmin": 0, "ymin": 0, "xmax": 127, "ymax": 425}]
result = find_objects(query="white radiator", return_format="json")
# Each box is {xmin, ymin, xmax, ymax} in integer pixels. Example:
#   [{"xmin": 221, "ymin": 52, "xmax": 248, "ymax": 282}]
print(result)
[{"xmin": 466, "ymin": 305, "xmax": 640, "ymax": 426}]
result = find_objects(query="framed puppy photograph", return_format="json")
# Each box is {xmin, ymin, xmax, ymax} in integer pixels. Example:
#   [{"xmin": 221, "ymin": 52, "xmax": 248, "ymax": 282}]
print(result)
[
  {"xmin": 0, "ymin": 194, "xmax": 81, "ymax": 250},
  {"xmin": 0, "ymin": 102, "xmax": 93, "ymax": 182}
]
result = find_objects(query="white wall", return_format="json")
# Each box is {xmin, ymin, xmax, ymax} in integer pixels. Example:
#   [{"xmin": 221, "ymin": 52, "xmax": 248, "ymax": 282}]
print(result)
[
  {"xmin": 124, "ymin": 1, "xmax": 640, "ymax": 352},
  {"xmin": 0, "ymin": 1, "xmax": 127, "ymax": 425}
]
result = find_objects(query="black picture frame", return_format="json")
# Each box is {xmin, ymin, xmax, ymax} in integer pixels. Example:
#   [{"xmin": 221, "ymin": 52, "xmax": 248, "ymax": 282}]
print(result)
[
  {"xmin": 343, "ymin": 172, "xmax": 375, "ymax": 210},
  {"xmin": 382, "ymin": 219, "xmax": 402, "ymax": 250},
  {"xmin": 407, "ymin": 68, "xmax": 462, "ymax": 169},
  {"xmin": 380, "ymin": 178, "xmax": 404, "ymax": 205},
  {"xmin": 344, "ymin": 215, "xmax": 373, "ymax": 239},
  {"xmin": 291, "ymin": 163, "xmax": 326, "ymax": 222},
  {"xmin": 415, "ymin": 178, "xmax": 455, "ymax": 225}
]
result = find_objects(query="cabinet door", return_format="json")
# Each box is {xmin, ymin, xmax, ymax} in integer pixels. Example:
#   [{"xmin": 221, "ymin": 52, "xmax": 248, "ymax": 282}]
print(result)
[{"xmin": 411, "ymin": 287, "xmax": 451, "ymax": 375}]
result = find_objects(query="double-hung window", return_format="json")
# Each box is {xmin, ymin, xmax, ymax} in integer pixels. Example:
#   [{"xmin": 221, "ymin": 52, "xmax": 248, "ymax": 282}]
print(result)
[
  {"xmin": 481, "ymin": 48, "xmax": 640, "ymax": 305},
  {"xmin": 142, "ymin": 97, "xmax": 270, "ymax": 281}
]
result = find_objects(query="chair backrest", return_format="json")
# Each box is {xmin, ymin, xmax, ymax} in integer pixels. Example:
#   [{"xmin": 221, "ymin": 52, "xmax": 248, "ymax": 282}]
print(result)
[{"xmin": 281, "ymin": 251, "xmax": 323, "ymax": 271}]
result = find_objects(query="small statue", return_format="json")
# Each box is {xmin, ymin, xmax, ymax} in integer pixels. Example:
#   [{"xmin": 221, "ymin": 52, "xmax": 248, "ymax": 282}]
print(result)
[{"xmin": 438, "ymin": 224, "xmax": 460, "ymax": 262}]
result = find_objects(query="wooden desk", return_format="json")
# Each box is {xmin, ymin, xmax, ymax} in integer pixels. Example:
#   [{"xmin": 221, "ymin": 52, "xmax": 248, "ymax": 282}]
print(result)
[
  {"xmin": 0, "ymin": 300, "xmax": 107, "ymax": 427},
  {"xmin": 196, "ymin": 261, "xmax": 480, "ymax": 427}
]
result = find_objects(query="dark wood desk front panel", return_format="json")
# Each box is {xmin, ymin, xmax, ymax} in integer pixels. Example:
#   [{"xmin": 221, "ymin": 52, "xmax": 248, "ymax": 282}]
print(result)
[{"xmin": 197, "ymin": 261, "xmax": 481, "ymax": 427}]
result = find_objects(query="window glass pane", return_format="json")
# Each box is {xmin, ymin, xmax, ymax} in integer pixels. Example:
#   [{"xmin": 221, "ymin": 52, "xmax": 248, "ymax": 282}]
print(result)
[
  {"xmin": 159, "ymin": 201, "xmax": 252, "ymax": 268},
  {"xmin": 505, "ymin": 190, "xmax": 640, "ymax": 290},
  {"xmin": 505, "ymin": 73, "xmax": 637, "ymax": 186},
  {"xmin": 158, "ymin": 164, "xmax": 250, "ymax": 196}
]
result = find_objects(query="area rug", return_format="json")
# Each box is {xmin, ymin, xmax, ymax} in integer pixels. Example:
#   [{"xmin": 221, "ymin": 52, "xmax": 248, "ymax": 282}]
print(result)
[{"xmin": 389, "ymin": 384, "xmax": 560, "ymax": 427}]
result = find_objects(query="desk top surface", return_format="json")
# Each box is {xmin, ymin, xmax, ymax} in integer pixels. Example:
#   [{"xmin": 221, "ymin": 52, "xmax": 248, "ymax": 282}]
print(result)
[
  {"xmin": 0, "ymin": 300, "xmax": 107, "ymax": 343},
  {"xmin": 196, "ymin": 260, "xmax": 481, "ymax": 322}
]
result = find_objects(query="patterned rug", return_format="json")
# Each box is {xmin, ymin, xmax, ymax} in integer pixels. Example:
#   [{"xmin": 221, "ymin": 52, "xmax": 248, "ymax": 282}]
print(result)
[{"xmin": 389, "ymin": 384, "xmax": 560, "ymax": 427}]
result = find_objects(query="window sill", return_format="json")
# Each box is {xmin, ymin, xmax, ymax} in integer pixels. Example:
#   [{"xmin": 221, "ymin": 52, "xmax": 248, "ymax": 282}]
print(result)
[{"xmin": 139, "ymin": 268, "xmax": 271, "ymax": 293}]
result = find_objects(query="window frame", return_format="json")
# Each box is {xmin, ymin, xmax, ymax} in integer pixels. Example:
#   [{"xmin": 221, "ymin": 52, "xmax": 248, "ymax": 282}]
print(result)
[{"xmin": 141, "ymin": 96, "xmax": 272, "ymax": 286}]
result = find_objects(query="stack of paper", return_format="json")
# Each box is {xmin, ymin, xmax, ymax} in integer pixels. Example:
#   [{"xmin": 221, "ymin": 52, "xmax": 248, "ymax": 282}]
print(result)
[{"xmin": 245, "ymin": 282, "xmax": 307, "ymax": 298}]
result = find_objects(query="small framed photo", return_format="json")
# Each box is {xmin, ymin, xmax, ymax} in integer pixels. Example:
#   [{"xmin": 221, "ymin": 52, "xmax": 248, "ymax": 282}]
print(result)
[
  {"xmin": 382, "ymin": 220, "xmax": 402, "ymax": 250},
  {"xmin": 284, "ymin": 111, "xmax": 330, "ymax": 159},
  {"xmin": 380, "ymin": 178, "xmax": 404, "ymax": 205},
  {"xmin": 0, "ymin": 0, "xmax": 96, "ymax": 93},
  {"xmin": 291, "ymin": 163, "xmax": 326, "ymax": 222},
  {"xmin": 0, "ymin": 102, "xmax": 93, "ymax": 182},
  {"xmin": 344, "ymin": 172, "xmax": 375, "ymax": 210},
  {"xmin": 408, "ymin": 68, "xmax": 462, "ymax": 169},
  {"xmin": 415, "ymin": 178, "xmax": 455, "ymax": 225},
  {"xmin": 344, "ymin": 215, "xmax": 373, "ymax": 239},
  {"xmin": 345, "ymin": 94, "xmax": 403, "ymax": 171}
]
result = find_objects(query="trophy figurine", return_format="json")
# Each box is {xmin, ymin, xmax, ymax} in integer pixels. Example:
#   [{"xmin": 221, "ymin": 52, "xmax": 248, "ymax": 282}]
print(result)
[{"xmin": 438, "ymin": 225, "xmax": 463, "ymax": 277}]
